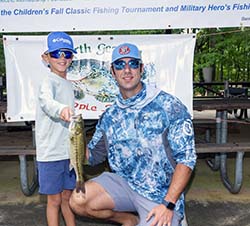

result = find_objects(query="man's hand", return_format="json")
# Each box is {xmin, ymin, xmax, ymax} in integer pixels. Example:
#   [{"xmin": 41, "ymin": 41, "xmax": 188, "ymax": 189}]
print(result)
[
  {"xmin": 60, "ymin": 106, "xmax": 73, "ymax": 122},
  {"xmin": 146, "ymin": 204, "xmax": 174, "ymax": 226}
]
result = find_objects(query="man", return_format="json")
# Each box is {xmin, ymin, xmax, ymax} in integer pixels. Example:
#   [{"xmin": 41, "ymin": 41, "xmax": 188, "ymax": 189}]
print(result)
[{"xmin": 69, "ymin": 43, "xmax": 196, "ymax": 226}]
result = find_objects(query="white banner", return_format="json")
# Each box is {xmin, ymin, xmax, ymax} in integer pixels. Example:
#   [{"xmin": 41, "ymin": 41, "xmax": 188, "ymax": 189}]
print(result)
[
  {"xmin": 1, "ymin": 0, "xmax": 250, "ymax": 32},
  {"xmin": 3, "ymin": 34, "xmax": 196, "ymax": 122}
]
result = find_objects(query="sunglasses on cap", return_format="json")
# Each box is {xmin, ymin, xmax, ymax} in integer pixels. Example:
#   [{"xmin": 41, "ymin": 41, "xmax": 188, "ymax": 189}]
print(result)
[
  {"xmin": 113, "ymin": 59, "xmax": 141, "ymax": 70},
  {"xmin": 49, "ymin": 49, "xmax": 73, "ymax": 59}
]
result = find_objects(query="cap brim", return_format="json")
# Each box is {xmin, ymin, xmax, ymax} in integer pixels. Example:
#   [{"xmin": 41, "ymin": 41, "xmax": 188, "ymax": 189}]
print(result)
[
  {"xmin": 112, "ymin": 56, "xmax": 141, "ymax": 63},
  {"xmin": 45, "ymin": 47, "xmax": 77, "ymax": 54}
]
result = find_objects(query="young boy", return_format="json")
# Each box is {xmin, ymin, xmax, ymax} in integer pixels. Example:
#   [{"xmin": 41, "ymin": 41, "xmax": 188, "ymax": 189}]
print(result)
[{"xmin": 35, "ymin": 31, "xmax": 77, "ymax": 226}]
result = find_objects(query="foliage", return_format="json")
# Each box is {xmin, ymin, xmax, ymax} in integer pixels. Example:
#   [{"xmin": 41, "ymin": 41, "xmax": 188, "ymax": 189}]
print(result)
[
  {"xmin": 193, "ymin": 28, "xmax": 250, "ymax": 83},
  {"xmin": 0, "ymin": 40, "xmax": 5, "ymax": 76},
  {"xmin": 195, "ymin": 29, "xmax": 219, "ymax": 69}
]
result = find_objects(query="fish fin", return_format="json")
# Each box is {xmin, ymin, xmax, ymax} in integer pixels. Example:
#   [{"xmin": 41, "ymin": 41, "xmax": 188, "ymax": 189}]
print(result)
[
  {"xmin": 76, "ymin": 181, "xmax": 85, "ymax": 194},
  {"xmin": 69, "ymin": 163, "xmax": 74, "ymax": 172}
]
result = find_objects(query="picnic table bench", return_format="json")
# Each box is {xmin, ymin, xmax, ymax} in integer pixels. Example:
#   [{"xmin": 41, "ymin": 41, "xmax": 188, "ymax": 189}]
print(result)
[
  {"xmin": 0, "ymin": 119, "xmax": 96, "ymax": 196},
  {"xmin": 1, "ymin": 91, "xmax": 250, "ymax": 195},
  {"xmin": 0, "ymin": 125, "xmax": 37, "ymax": 196},
  {"xmin": 193, "ymin": 93, "xmax": 250, "ymax": 194}
]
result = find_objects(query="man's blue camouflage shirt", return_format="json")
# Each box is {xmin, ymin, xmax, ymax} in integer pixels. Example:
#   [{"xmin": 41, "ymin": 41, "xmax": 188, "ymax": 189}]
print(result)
[{"xmin": 88, "ymin": 83, "xmax": 197, "ymax": 218}]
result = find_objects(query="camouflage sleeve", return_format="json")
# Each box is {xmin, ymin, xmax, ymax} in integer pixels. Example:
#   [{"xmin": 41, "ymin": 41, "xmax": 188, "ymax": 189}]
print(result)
[
  {"xmin": 168, "ymin": 118, "xmax": 196, "ymax": 170},
  {"xmin": 166, "ymin": 96, "xmax": 197, "ymax": 170},
  {"xmin": 88, "ymin": 122, "xmax": 108, "ymax": 166}
]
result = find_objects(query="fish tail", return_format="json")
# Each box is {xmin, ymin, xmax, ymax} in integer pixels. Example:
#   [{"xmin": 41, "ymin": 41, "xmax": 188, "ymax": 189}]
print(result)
[{"xmin": 76, "ymin": 181, "xmax": 85, "ymax": 194}]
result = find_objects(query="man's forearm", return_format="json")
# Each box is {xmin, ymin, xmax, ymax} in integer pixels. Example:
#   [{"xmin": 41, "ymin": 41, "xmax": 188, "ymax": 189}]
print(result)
[{"xmin": 164, "ymin": 163, "xmax": 193, "ymax": 203}]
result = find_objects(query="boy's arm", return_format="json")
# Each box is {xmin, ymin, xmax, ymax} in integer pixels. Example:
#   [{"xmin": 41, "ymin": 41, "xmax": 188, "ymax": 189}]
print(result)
[{"xmin": 38, "ymin": 77, "xmax": 73, "ymax": 119}]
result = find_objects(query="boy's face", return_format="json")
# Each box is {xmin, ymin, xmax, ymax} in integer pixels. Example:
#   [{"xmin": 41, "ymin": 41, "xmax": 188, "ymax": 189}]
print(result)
[{"xmin": 42, "ymin": 49, "xmax": 73, "ymax": 78}]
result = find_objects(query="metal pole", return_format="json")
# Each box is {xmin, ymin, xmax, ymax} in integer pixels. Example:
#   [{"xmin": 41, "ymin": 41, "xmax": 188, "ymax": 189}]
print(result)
[
  {"xmin": 220, "ymin": 81, "xmax": 245, "ymax": 193},
  {"xmin": 207, "ymin": 111, "xmax": 221, "ymax": 171},
  {"xmin": 18, "ymin": 122, "xmax": 38, "ymax": 196}
]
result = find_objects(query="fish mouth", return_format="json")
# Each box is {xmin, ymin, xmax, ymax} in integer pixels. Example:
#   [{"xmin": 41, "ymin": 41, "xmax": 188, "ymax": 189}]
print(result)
[
  {"xmin": 69, "ymin": 114, "xmax": 83, "ymax": 131},
  {"xmin": 70, "ymin": 115, "xmax": 80, "ymax": 121},
  {"xmin": 69, "ymin": 120, "xmax": 75, "ymax": 132}
]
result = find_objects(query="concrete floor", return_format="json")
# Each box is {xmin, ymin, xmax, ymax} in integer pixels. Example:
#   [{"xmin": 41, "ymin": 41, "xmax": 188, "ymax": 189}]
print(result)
[
  {"xmin": 1, "ymin": 110, "xmax": 250, "ymax": 226},
  {"xmin": 1, "ymin": 157, "xmax": 250, "ymax": 226}
]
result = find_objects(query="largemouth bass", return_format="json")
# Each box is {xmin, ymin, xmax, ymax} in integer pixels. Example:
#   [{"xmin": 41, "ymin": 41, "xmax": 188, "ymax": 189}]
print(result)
[{"xmin": 69, "ymin": 114, "xmax": 86, "ymax": 193}]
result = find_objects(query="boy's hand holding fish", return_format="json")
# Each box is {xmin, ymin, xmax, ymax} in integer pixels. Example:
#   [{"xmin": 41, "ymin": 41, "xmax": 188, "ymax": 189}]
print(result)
[{"xmin": 60, "ymin": 106, "xmax": 74, "ymax": 122}]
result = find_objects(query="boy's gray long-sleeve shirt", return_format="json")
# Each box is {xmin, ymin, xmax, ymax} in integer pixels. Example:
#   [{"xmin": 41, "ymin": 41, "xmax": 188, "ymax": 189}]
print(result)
[{"xmin": 35, "ymin": 71, "xmax": 74, "ymax": 162}]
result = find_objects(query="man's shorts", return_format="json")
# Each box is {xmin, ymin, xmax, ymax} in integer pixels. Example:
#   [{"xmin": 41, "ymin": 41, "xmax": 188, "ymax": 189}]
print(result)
[
  {"xmin": 37, "ymin": 159, "xmax": 76, "ymax": 195},
  {"xmin": 91, "ymin": 172, "xmax": 182, "ymax": 226}
]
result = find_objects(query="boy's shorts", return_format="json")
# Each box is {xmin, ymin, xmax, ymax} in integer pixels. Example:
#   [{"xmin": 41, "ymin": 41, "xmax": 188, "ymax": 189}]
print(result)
[
  {"xmin": 91, "ymin": 172, "xmax": 182, "ymax": 226},
  {"xmin": 37, "ymin": 159, "xmax": 76, "ymax": 195}
]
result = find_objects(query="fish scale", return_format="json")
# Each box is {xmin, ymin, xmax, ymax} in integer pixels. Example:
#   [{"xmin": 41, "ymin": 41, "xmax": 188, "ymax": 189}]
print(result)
[{"xmin": 69, "ymin": 114, "xmax": 86, "ymax": 193}]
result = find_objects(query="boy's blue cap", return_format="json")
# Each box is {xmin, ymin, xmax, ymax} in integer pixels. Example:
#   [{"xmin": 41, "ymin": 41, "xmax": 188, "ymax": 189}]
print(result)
[
  {"xmin": 45, "ymin": 31, "xmax": 77, "ymax": 53},
  {"xmin": 111, "ymin": 43, "xmax": 141, "ymax": 63}
]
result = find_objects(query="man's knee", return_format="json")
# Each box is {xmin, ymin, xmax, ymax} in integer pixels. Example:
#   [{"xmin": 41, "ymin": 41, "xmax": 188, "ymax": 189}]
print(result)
[{"xmin": 69, "ymin": 190, "xmax": 88, "ymax": 216}]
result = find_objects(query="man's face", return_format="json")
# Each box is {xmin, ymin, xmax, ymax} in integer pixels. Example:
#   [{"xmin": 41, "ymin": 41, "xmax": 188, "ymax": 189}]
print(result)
[{"xmin": 111, "ymin": 57, "xmax": 144, "ymax": 99}]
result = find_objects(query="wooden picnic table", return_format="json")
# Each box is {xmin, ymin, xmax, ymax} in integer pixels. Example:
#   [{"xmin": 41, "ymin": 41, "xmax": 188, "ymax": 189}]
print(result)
[{"xmin": 1, "ymin": 95, "xmax": 250, "ymax": 195}]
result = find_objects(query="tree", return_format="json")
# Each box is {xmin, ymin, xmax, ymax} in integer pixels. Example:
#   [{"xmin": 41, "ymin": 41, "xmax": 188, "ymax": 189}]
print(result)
[{"xmin": 193, "ymin": 28, "xmax": 250, "ymax": 83}]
